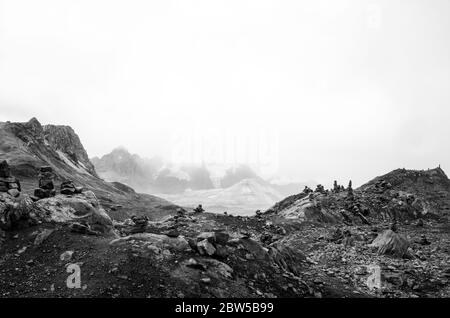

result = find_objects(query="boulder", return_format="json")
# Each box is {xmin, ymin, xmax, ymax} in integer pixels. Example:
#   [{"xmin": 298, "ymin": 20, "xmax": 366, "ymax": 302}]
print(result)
[
  {"xmin": 34, "ymin": 188, "xmax": 56, "ymax": 199},
  {"xmin": 34, "ymin": 229, "xmax": 55, "ymax": 245},
  {"xmin": 214, "ymin": 231, "xmax": 230, "ymax": 245},
  {"xmin": 34, "ymin": 191, "xmax": 113, "ymax": 234},
  {"xmin": 60, "ymin": 180, "xmax": 83, "ymax": 195},
  {"xmin": 7, "ymin": 189, "xmax": 20, "ymax": 198},
  {"xmin": 39, "ymin": 178, "xmax": 54, "ymax": 190},
  {"xmin": 61, "ymin": 188, "xmax": 76, "ymax": 195},
  {"xmin": 369, "ymin": 230, "xmax": 410, "ymax": 258},
  {"xmin": 39, "ymin": 166, "xmax": 53, "ymax": 174},
  {"xmin": 197, "ymin": 239, "xmax": 216, "ymax": 256}
]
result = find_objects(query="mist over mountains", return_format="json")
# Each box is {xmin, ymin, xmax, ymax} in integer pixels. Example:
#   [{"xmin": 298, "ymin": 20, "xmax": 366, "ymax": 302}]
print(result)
[
  {"xmin": 91, "ymin": 147, "xmax": 316, "ymax": 214},
  {"xmin": 92, "ymin": 147, "xmax": 314, "ymax": 195}
]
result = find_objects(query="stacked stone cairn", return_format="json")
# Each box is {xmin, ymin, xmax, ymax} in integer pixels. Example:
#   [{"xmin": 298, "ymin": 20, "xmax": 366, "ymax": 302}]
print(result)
[
  {"xmin": 34, "ymin": 166, "xmax": 56, "ymax": 199},
  {"xmin": 60, "ymin": 180, "xmax": 83, "ymax": 195},
  {"xmin": 315, "ymin": 184, "xmax": 326, "ymax": 194},
  {"xmin": 193, "ymin": 204, "xmax": 205, "ymax": 213},
  {"xmin": 130, "ymin": 215, "xmax": 149, "ymax": 233},
  {"xmin": 302, "ymin": 186, "xmax": 313, "ymax": 194},
  {"xmin": 0, "ymin": 160, "xmax": 21, "ymax": 198}
]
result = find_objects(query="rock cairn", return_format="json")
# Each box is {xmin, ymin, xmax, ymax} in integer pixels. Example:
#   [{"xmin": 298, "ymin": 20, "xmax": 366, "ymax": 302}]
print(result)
[
  {"xmin": 60, "ymin": 180, "xmax": 83, "ymax": 195},
  {"xmin": 193, "ymin": 204, "xmax": 205, "ymax": 213},
  {"xmin": 34, "ymin": 166, "xmax": 56, "ymax": 199},
  {"xmin": 315, "ymin": 184, "xmax": 326, "ymax": 194},
  {"xmin": 302, "ymin": 186, "xmax": 313, "ymax": 194},
  {"xmin": 130, "ymin": 215, "xmax": 149, "ymax": 233},
  {"xmin": 0, "ymin": 160, "xmax": 21, "ymax": 197}
]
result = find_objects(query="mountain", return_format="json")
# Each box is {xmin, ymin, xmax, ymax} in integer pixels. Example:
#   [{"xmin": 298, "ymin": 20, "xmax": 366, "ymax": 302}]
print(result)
[
  {"xmin": 220, "ymin": 164, "xmax": 261, "ymax": 188},
  {"xmin": 0, "ymin": 118, "xmax": 180, "ymax": 220},
  {"xmin": 91, "ymin": 147, "xmax": 163, "ymax": 192},
  {"xmin": 92, "ymin": 148, "xmax": 216, "ymax": 194},
  {"xmin": 160, "ymin": 178, "xmax": 284, "ymax": 215}
]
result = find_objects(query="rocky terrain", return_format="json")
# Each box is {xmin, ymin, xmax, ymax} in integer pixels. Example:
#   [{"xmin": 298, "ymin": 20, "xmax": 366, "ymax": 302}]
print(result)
[
  {"xmin": 0, "ymin": 118, "xmax": 180, "ymax": 221},
  {"xmin": 0, "ymin": 118, "xmax": 449, "ymax": 298}
]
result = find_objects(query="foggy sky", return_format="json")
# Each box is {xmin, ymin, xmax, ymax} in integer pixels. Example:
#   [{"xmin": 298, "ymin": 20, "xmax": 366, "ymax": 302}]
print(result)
[{"xmin": 1, "ymin": 0, "xmax": 449, "ymax": 187}]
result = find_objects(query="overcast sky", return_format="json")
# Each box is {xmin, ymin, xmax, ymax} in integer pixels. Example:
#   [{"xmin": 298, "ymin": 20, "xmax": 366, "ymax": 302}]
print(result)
[{"xmin": 0, "ymin": 0, "xmax": 449, "ymax": 186}]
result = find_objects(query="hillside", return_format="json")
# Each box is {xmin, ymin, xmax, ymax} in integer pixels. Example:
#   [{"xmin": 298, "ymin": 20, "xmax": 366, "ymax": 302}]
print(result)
[{"xmin": 0, "ymin": 118, "xmax": 180, "ymax": 221}]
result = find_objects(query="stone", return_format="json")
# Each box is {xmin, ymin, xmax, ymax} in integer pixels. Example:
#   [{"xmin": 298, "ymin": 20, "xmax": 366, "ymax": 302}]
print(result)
[
  {"xmin": 197, "ymin": 239, "xmax": 216, "ymax": 256},
  {"xmin": 186, "ymin": 258, "xmax": 206, "ymax": 270},
  {"xmin": 34, "ymin": 229, "xmax": 55, "ymax": 245},
  {"xmin": 197, "ymin": 232, "xmax": 216, "ymax": 243},
  {"xmin": 74, "ymin": 187, "xmax": 83, "ymax": 194},
  {"xmin": 39, "ymin": 166, "xmax": 53, "ymax": 174},
  {"xmin": 34, "ymin": 191, "xmax": 113, "ymax": 234},
  {"xmin": 60, "ymin": 250, "xmax": 74, "ymax": 262},
  {"xmin": 163, "ymin": 228, "xmax": 180, "ymax": 238},
  {"xmin": 61, "ymin": 188, "xmax": 76, "ymax": 195},
  {"xmin": 39, "ymin": 178, "xmax": 54, "ymax": 190},
  {"xmin": 7, "ymin": 189, "xmax": 20, "ymax": 198},
  {"xmin": 34, "ymin": 188, "xmax": 55, "ymax": 199},
  {"xmin": 214, "ymin": 231, "xmax": 230, "ymax": 245},
  {"xmin": 0, "ymin": 160, "xmax": 11, "ymax": 178},
  {"xmin": 369, "ymin": 230, "xmax": 410, "ymax": 258}
]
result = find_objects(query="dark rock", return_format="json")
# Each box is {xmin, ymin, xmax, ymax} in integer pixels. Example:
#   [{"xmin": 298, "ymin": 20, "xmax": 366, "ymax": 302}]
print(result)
[
  {"xmin": 163, "ymin": 228, "xmax": 180, "ymax": 238},
  {"xmin": 197, "ymin": 239, "xmax": 216, "ymax": 256},
  {"xmin": 39, "ymin": 178, "xmax": 54, "ymax": 190},
  {"xmin": 75, "ymin": 186, "xmax": 83, "ymax": 194},
  {"xmin": 214, "ymin": 231, "xmax": 230, "ymax": 245},
  {"xmin": 39, "ymin": 166, "xmax": 53, "ymax": 174},
  {"xmin": 61, "ymin": 188, "xmax": 76, "ymax": 195},
  {"xmin": 34, "ymin": 188, "xmax": 55, "ymax": 199},
  {"xmin": 0, "ymin": 161, "xmax": 11, "ymax": 178}
]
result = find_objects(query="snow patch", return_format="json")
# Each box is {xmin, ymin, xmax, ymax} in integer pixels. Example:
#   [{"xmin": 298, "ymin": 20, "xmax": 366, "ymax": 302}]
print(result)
[{"xmin": 56, "ymin": 150, "xmax": 91, "ymax": 176}]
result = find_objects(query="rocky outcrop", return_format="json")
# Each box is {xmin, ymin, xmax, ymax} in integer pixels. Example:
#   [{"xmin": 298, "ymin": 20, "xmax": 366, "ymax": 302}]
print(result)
[
  {"xmin": 42, "ymin": 124, "xmax": 97, "ymax": 177},
  {"xmin": 267, "ymin": 167, "xmax": 450, "ymax": 224},
  {"xmin": 369, "ymin": 229, "xmax": 411, "ymax": 258},
  {"xmin": 34, "ymin": 191, "xmax": 114, "ymax": 234}
]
